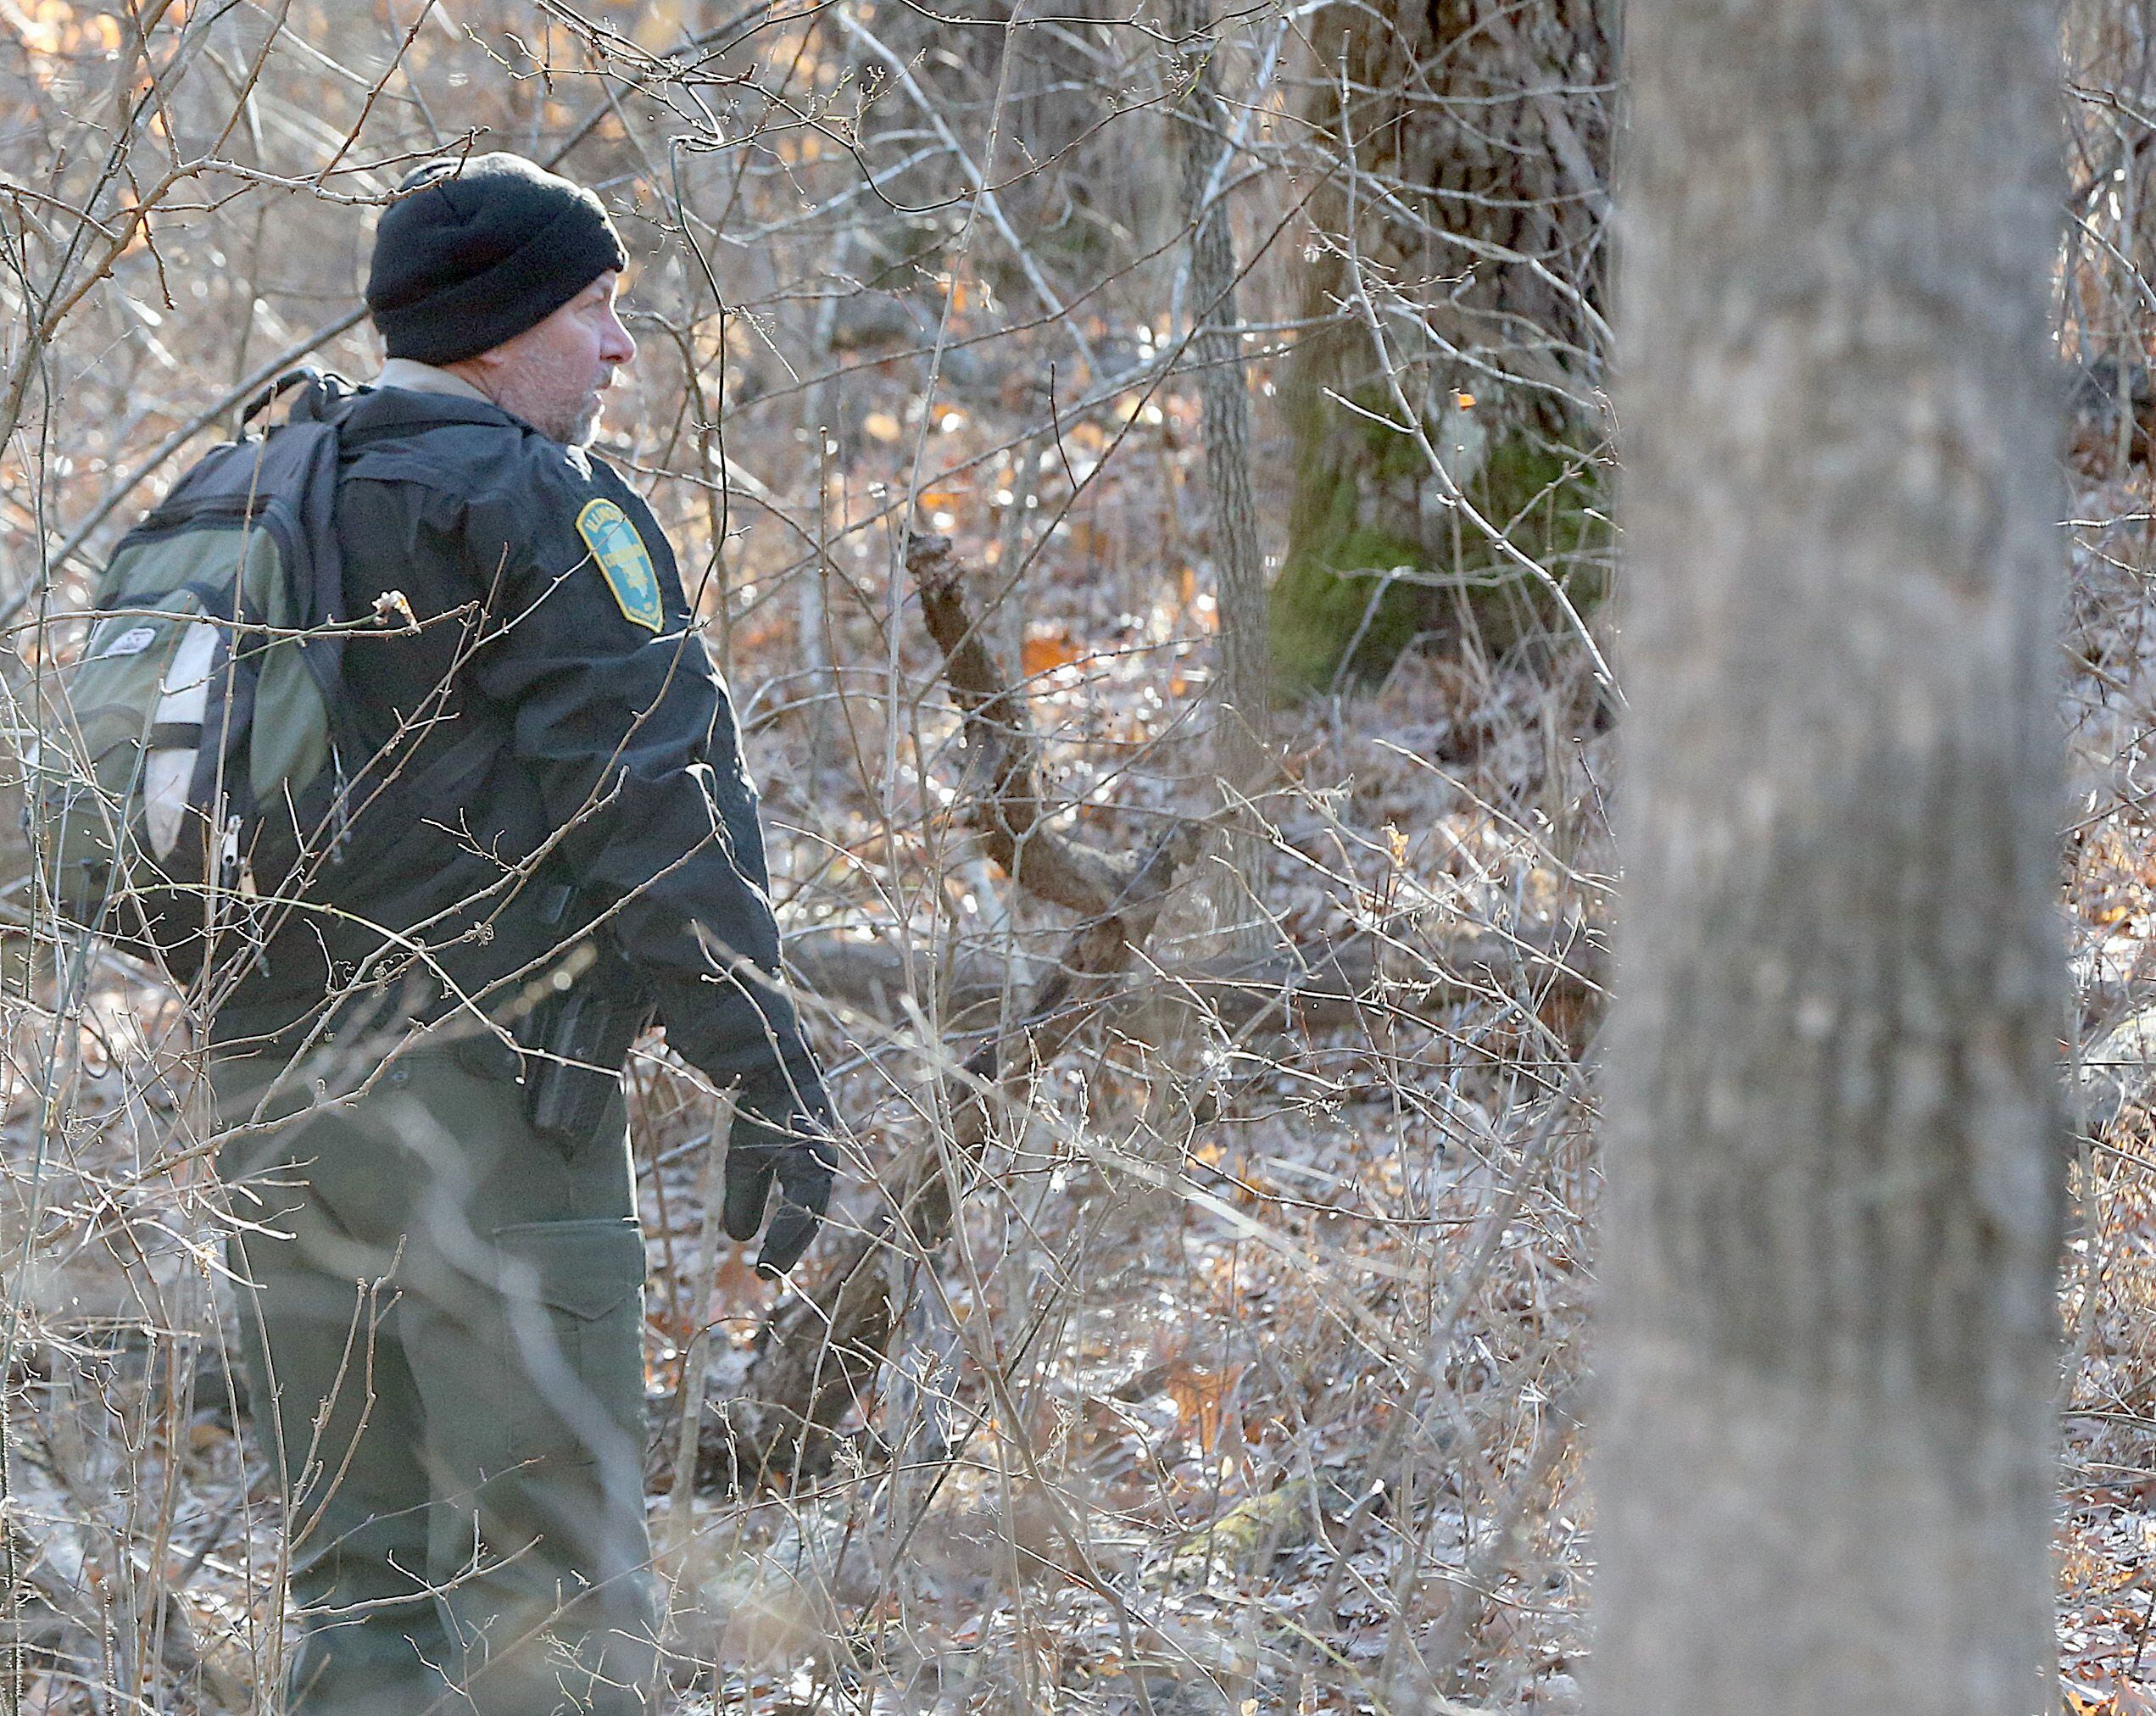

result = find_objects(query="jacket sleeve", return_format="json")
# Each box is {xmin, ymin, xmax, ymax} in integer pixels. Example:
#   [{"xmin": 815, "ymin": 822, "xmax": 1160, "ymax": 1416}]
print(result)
[{"xmin": 459, "ymin": 446, "xmax": 816, "ymax": 1088}]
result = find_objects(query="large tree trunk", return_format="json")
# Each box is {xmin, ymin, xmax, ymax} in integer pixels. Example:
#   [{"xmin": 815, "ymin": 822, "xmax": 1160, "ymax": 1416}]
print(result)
[
  {"xmin": 1594, "ymin": 3, "xmax": 2066, "ymax": 1713},
  {"xmin": 1272, "ymin": 0, "xmax": 1613, "ymax": 690}
]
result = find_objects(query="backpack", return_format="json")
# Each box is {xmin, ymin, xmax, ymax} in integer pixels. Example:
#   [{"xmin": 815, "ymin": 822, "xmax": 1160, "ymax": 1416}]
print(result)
[{"xmin": 27, "ymin": 370, "xmax": 360, "ymax": 979}]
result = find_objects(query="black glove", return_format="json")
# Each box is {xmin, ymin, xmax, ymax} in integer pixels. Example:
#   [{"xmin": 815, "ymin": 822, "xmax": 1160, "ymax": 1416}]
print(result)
[{"xmin": 723, "ymin": 1062, "xmax": 835, "ymax": 1278}]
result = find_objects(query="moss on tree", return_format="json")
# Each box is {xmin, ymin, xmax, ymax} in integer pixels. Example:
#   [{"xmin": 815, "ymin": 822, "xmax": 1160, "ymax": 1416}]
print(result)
[
  {"xmin": 1270, "ymin": 400, "xmax": 1609, "ymax": 694},
  {"xmin": 1269, "ymin": 388, "xmax": 1429, "ymax": 691}
]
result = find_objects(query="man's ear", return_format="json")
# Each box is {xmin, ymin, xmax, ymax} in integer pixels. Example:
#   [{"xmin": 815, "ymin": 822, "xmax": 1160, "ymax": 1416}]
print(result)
[{"xmin": 441, "ymin": 348, "xmax": 506, "ymax": 393}]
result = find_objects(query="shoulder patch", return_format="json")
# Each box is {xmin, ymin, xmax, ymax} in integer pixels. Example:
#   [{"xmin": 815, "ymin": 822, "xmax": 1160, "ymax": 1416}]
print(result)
[{"xmin": 575, "ymin": 498, "xmax": 665, "ymax": 632}]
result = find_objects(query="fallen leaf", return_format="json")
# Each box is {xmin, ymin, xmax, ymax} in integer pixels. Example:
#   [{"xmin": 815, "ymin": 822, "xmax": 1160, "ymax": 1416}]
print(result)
[{"xmin": 1022, "ymin": 632, "xmax": 1082, "ymax": 677}]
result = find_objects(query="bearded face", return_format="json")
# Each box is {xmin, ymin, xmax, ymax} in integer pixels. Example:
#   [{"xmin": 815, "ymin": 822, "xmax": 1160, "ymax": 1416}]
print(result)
[{"xmin": 452, "ymin": 271, "xmax": 635, "ymax": 447}]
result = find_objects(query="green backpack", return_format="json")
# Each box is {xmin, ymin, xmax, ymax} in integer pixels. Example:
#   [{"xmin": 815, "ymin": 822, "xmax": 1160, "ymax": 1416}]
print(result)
[{"xmin": 28, "ymin": 370, "xmax": 359, "ymax": 979}]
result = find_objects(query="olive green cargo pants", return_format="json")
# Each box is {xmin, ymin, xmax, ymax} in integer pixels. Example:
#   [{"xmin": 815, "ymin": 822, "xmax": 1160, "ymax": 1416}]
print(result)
[{"xmin": 214, "ymin": 1031, "xmax": 659, "ymax": 1715}]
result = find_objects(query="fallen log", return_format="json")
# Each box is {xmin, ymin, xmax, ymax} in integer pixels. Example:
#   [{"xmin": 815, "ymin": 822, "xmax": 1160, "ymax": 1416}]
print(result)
[{"xmin": 785, "ymin": 920, "xmax": 1604, "ymax": 1039}]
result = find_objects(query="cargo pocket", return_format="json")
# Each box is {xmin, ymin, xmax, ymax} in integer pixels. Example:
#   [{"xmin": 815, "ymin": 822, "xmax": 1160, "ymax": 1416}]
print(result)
[{"xmin": 490, "ymin": 1217, "xmax": 647, "ymax": 1466}]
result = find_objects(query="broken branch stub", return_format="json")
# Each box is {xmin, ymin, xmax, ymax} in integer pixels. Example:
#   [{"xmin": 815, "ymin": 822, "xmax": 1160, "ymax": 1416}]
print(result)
[{"xmin": 910, "ymin": 532, "xmax": 1136, "ymax": 916}]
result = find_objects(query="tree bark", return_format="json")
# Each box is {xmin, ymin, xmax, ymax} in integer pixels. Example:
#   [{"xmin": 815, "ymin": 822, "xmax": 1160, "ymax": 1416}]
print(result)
[
  {"xmin": 1272, "ymin": 0, "xmax": 1613, "ymax": 690},
  {"xmin": 1172, "ymin": 0, "xmax": 1273, "ymax": 948},
  {"xmin": 1594, "ymin": 3, "xmax": 2067, "ymax": 1713},
  {"xmin": 1172, "ymin": 0, "xmax": 1270, "ymax": 749}
]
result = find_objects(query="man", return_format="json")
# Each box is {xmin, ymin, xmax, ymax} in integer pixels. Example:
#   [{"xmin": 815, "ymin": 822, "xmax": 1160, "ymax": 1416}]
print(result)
[{"xmin": 209, "ymin": 153, "xmax": 833, "ymax": 1715}]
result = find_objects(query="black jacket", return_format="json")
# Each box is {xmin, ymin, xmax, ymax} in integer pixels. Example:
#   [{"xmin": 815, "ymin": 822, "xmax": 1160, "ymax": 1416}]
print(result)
[{"xmin": 214, "ymin": 382, "xmax": 815, "ymax": 1092}]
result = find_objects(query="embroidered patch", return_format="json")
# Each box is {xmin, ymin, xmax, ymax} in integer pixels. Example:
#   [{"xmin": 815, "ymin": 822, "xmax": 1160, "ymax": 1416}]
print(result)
[
  {"xmin": 575, "ymin": 498, "xmax": 664, "ymax": 632},
  {"xmin": 93, "ymin": 623, "xmax": 159, "ymax": 660}
]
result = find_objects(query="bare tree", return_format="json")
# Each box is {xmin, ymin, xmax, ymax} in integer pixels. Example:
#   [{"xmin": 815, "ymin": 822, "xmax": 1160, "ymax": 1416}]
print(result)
[
  {"xmin": 1170, "ymin": 0, "xmax": 1271, "ymax": 933},
  {"xmin": 1595, "ymin": 1, "xmax": 2069, "ymax": 1711}
]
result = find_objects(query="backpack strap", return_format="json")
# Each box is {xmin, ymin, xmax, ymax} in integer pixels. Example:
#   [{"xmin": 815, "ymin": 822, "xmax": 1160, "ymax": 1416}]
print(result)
[
  {"xmin": 255, "ymin": 373, "xmax": 515, "ymax": 863},
  {"xmin": 165, "ymin": 375, "xmax": 353, "ymax": 680},
  {"xmin": 275, "ymin": 372, "xmax": 360, "ymax": 700}
]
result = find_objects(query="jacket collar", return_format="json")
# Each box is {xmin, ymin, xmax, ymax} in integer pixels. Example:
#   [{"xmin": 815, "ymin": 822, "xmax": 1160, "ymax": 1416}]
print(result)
[
  {"xmin": 341, "ymin": 376, "xmax": 524, "ymax": 440},
  {"xmin": 375, "ymin": 357, "xmax": 494, "ymax": 404}
]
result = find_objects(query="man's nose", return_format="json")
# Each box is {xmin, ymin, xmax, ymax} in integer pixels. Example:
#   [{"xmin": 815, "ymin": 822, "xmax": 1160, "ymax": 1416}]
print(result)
[{"xmin": 600, "ymin": 308, "xmax": 637, "ymax": 369}]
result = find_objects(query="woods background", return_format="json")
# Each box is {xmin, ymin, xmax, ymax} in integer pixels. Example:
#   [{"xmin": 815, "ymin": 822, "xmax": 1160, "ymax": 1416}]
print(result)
[{"xmin": 0, "ymin": 0, "xmax": 2150, "ymax": 1711}]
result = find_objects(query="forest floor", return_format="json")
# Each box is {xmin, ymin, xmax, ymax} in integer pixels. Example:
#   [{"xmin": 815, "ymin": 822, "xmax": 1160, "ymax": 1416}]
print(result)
[
  {"xmin": 2052, "ymin": 472, "xmax": 2156, "ymax": 1716},
  {"xmin": 8, "ymin": 377, "xmax": 2156, "ymax": 1716}
]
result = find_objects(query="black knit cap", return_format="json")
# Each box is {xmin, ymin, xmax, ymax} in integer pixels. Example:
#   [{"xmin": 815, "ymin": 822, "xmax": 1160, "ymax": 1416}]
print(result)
[{"xmin": 366, "ymin": 153, "xmax": 627, "ymax": 365}]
